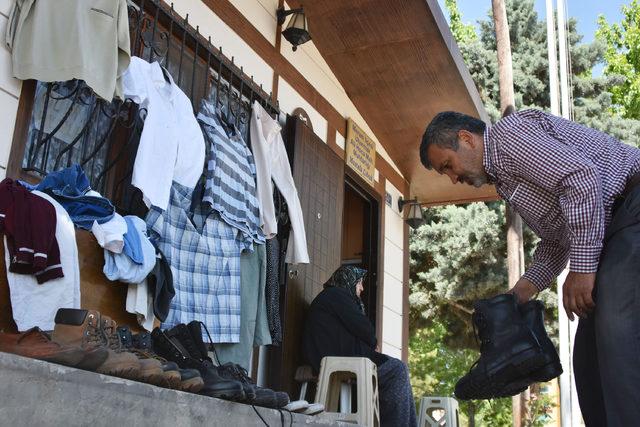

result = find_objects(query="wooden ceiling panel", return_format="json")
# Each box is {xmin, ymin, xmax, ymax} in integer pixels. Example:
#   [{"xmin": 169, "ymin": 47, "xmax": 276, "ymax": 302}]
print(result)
[{"xmin": 293, "ymin": 0, "xmax": 497, "ymax": 204}]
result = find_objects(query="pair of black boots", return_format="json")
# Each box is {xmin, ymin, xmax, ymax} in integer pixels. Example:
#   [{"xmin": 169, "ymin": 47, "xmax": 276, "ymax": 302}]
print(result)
[
  {"xmin": 151, "ymin": 321, "xmax": 289, "ymax": 408},
  {"xmin": 455, "ymin": 294, "xmax": 563, "ymax": 400}
]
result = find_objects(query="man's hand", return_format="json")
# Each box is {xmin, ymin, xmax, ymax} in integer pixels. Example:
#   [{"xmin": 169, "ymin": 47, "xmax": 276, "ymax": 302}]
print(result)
[
  {"xmin": 562, "ymin": 272, "xmax": 596, "ymax": 321},
  {"xmin": 508, "ymin": 277, "xmax": 538, "ymax": 304}
]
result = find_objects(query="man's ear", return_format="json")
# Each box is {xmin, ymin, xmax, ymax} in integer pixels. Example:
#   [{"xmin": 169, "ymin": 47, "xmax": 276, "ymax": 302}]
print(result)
[{"xmin": 458, "ymin": 129, "xmax": 476, "ymax": 149}]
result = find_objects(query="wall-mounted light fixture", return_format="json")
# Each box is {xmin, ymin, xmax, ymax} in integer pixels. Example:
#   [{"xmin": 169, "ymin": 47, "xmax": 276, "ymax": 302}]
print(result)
[
  {"xmin": 398, "ymin": 197, "xmax": 425, "ymax": 229},
  {"xmin": 277, "ymin": 7, "xmax": 311, "ymax": 51}
]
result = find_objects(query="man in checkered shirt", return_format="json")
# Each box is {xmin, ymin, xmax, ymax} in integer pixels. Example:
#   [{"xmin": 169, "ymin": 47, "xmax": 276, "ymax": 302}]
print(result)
[{"xmin": 420, "ymin": 109, "xmax": 640, "ymax": 426}]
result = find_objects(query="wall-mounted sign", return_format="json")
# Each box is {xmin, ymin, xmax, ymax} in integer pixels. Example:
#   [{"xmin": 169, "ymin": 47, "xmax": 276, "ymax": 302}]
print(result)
[{"xmin": 345, "ymin": 118, "xmax": 376, "ymax": 186}]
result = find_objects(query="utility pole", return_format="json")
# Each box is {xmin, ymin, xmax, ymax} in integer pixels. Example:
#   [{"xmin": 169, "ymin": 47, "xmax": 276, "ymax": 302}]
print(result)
[
  {"xmin": 545, "ymin": 2, "xmax": 574, "ymax": 426},
  {"xmin": 491, "ymin": 0, "xmax": 527, "ymax": 426},
  {"xmin": 555, "ymin": 0, "xmax": 583, "ymax": 425}
]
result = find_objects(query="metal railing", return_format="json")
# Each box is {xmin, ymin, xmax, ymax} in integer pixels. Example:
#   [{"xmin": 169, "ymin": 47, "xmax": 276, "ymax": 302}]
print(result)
[{"xmin": 21, "ymin": 0, "xmax": 281, "ymax": 215}]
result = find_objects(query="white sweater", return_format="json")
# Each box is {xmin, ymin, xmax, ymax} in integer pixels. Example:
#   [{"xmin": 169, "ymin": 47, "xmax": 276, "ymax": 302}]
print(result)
[{"xmin": 5, "ymin": 191, "xmax": 80, "ymax": 331}]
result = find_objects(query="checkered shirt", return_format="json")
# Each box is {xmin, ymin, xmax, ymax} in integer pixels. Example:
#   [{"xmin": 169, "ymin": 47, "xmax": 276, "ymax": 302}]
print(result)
[
  {"xmin": 146, "ymin": 181, "xmax": 250, "ymax": 342},
  {"xmin": 198, "ymin": 102, "xmax": 265, "ymax": 247},
  {"xmin": 484, "ymin": 109, "xmax": 640, "ymax": 290}
]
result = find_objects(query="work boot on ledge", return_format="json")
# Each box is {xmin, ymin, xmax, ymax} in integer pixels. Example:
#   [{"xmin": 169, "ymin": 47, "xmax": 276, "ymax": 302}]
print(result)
[
  {"xmin": 184, "ymin": 321, "xmax": 258, "ymax": 402},
  {"xmin": 183, "ymin": 321, "xmax": 290, "ymax": 408},
  {"xmin": 52, "ymin": 308, "xmax": 139, "ymax": 377},
  {"xmin": 0, "ymin": 327, "xmax": 91, "ymax": 367},
  {"xmin": 454, "ymin": 294, "xmax": 545, "ymax": 400},
  {"xmin": 117, "ymin": 326, "xmax": 182, "ymax": 389},
  {"xmin": 101, "ymin": 316, "xmax": 163, "ymax": 384},
  {"xmin": 152, "ymin": 325, "xmax": 245, "ymax": 401},
  {"xmin": 495, "ymin": 300, "xmax": 563, "ymax": 398},
  {"xmin": 131, "ymin": 329, "xmax": 204, "ymax": 392}
]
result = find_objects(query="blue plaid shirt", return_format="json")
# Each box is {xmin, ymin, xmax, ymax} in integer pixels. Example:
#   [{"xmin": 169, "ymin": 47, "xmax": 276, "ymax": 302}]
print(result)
[
  {"xmin": 198, "ymin": 101, "xmax": 265, "ymax": 247},
  {"xmin": 147, "ymin": 181, "xmax": 249, "ymax": 342}
]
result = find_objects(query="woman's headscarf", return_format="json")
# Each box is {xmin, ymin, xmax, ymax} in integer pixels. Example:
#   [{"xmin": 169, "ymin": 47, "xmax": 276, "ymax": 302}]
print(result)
[{"xmin": 323, "ymin": 265, "xmax": 367, "ymax": 313}]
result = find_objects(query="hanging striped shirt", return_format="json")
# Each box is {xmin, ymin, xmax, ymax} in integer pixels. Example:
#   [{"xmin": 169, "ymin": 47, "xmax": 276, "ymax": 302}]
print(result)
[
  {"xmin": 198, "ymin": 101, "xmax": 265, "ymax": 247},
  {"xmin": 483, "ymin": 109, "xmax": 640, "ymax": 290}
]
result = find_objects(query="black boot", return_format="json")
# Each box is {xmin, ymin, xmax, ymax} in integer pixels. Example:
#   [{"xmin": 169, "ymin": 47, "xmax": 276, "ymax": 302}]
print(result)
[
  {"xmin": 184, "ymin": 321, "xmax": 289, "ymax": 407},
  {"xmin": 165, "ymin": 324, "xmax": 245, "ymax": 401},
  {"xmin": 455, "ymin": 294, "xmax": 545, "ymax": 400},
  {"xmin": 152, "ymin": 326, "xmax": 244, "ymax": 400},
  {"xmin": 183, "ymin": 321, "xmax": 258, "ymax": 402},
  {"xmin": 216, "ymin": 362, "xmax": 284, "ymax": 408},
  {"xmin": 131, "ymin": 329, "xmax": 205, "ymax": 391},
  {"xmin": 496, "ymin": 300, "xmax": 564, "ymax": 397},
  {"xmin": 523, "ymin": 300, "xmax": 562, "ymax": 382}
]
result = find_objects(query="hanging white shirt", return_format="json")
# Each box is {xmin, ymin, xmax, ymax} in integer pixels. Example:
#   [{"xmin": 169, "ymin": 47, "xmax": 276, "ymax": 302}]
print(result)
[
  {"xmin": 5, "ymin": 191, "xmax": 80, "ymax": 331},
  {"xmin": 250, "ymin": 101, "xmax": 309, "ymax": 264},
  {"xmin": 122, "ymin": 56, "xmax": 205, "ymax": 210}
]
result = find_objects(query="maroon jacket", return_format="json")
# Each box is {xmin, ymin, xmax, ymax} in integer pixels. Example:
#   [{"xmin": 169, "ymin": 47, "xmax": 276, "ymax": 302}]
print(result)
[{"xmin": 0, "ymin": 178, "xmax": 63, "ymax": 283}]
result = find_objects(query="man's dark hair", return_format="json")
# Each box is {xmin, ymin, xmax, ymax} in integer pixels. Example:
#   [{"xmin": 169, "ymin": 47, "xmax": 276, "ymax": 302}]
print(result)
[{"xmin": 420, "ymin": 111, "xmax": 486, "ymax": 169}]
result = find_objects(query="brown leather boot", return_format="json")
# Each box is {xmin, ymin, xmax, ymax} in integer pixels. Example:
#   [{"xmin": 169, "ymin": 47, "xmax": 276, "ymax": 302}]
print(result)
[
  {"xmin": 118, "ymin": 326, "xmax": 181, "ymax": 389},
  {"xmin": 101, "ymin": 316, "xmax": 163, "ymax": 384},
  {"xmin": 52, "ymin": 308, "xmax": 139, "ymax": 377},
  {"xmin": 0, "ymin": 327, "xmax": 90, "ymax": 367}
]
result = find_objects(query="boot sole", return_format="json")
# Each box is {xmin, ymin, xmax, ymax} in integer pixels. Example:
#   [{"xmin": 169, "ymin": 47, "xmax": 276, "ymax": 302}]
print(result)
[
  {"xmin": 201, "ymin": 387, "xmax": 246, "ymax": 401},
  {"xmin": 162, "ymin": 370, "xmax": 182, "ymax": 389},
  {"xmin": 456, "ymin": 347, "xmax": 546, "ymax": 400},
  {"xmin": 138, "ymin": 367, "xmax": 165, "ymax": 385},
  {"xmin": 532, "ymin": 360, "xmax": 563, "ymax": 382},
  {"xmin": 180, "ymin": 376, "xmax": 205, "ymax": 393},
  {"xmin": 494, "ymin": 358, "xmax": 563, "ymax": 398},
  {"xmin": 97, "ymin": 364, "xmax": 140, "ymax": 380}
]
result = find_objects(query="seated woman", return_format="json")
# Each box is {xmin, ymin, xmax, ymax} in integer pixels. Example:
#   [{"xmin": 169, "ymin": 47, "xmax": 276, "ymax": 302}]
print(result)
[{"xmin": 302, "ymin": 266, "xmax": 417, "ymax": 427}]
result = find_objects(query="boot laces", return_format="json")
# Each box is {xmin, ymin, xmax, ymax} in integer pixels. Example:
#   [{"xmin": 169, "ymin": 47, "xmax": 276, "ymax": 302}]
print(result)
[
  {"xmin": 218, "ymin": 363, "xmax": 253, "ymax": 384},
  {"xmin": 85, "ymin": 314, "xmax": 106, "ymax": 347},
  {"xmin": 177, "ymin": 326, "xmax": 205, "ymax": 361},
  {"xmin": 102, "ymin": 320, "xmax": 122, "ymax": 352},
  {"xmin": 472, "ymin": 312, "xmax": 491, "ymax": 352},
  {"xmin": 196, "ymin": 321, "xmax": 222, "ymax": 366}
]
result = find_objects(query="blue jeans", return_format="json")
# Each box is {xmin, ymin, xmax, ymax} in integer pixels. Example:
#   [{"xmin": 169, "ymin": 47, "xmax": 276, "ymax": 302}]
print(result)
[{"xmin": 22, "ymin": 164, "xmax": 114, "ymax": 229}]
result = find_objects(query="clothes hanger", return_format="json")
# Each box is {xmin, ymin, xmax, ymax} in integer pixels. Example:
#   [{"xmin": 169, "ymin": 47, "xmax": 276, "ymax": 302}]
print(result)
[{"xmin": 160, "ymin": 65, "xmax": 171, "ymax": 84}]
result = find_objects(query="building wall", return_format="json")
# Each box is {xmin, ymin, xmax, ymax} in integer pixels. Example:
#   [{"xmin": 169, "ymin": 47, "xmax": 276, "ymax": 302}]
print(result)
[
  {"xmin": 381, "ymin": 180, "xmax": 406, "ymax": 359},
  {"xmin": 0, "ymin": 0, "xmax": 410, "ymax": 357},
  {"xmin": 0, "ymin": 0, "xmax": 21, "ymax": 181}
]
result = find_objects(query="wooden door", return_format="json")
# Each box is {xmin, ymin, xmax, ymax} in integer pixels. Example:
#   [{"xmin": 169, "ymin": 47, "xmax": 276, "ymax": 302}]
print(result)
[{"xmin": 268, "ymin": 116, "xmax": 344, "ymax": 394}]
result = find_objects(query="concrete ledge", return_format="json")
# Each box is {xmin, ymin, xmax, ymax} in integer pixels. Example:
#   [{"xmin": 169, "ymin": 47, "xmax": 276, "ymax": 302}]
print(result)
[{"xmin": 0, "ymin": 351, "xmax": 353, "ymax": 426}]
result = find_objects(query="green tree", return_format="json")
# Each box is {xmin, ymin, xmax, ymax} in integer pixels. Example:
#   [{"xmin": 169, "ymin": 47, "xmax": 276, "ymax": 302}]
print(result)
[
  {"xmin": 597, "ymin": 0, "xmax": 640, "ymax": 119},
  {"xmin": 409, "ymin": 202, "xmax": 557, "ymax": 425},
  {"xmin": 445, "ymin": 0, "xmax": 478, "ymax": 43},
  {"xmin": 410, "ymin": 321, "xmax": 512, "ymax": 426},
  {"xmin": 463, "ymin": 0, "xmax": 640, "ymax": 145}
]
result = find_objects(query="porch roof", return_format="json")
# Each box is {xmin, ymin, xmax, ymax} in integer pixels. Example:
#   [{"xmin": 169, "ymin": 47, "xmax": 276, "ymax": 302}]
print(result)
[{"xmin": 293, "ymin": 0, "xmax": 498, "ymax": 205}]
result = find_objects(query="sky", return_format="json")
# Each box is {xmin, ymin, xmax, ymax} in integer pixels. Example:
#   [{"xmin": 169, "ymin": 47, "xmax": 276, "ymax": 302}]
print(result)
[{"xmin": 436, "ymin": 0, "xmax": 629, "ymax": 74}]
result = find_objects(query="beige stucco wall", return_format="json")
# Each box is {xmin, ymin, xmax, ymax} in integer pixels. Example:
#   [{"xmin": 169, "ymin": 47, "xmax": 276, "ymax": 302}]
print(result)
[
  {"xmin": 381, "ymin": 180, "xmax": 406, "ymax": 359},
  {"xmin": 0, "ymin": 0, "xmax": 21, "ymax": 181}
]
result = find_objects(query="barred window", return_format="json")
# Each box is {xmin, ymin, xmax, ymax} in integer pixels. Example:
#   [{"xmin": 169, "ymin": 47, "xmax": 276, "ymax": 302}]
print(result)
[{"xmin": 14, "ymin": 0, "xmax": 279, "ymax": 214}]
